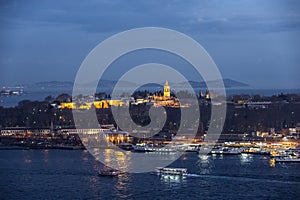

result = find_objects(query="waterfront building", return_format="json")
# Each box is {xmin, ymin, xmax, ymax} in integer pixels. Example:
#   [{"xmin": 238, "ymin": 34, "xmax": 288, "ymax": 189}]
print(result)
[
  {"xmin": 60, "ymin": 99, "xmax": 123, "ymax": 109},
  {"xmin": 58, "ymin": 127, "xmax": 132, "ymax": 145},
  {"xmin": 59, "ymin": 80, "xmax": 187, "ymax": 109},
  {"xmin": 0, "ymin": 127, "xmax": 50, "ymax": 137},
  {"xmin": 0, "ymin": 127, "xmax": 28, "ymax": 136},
  {"xmin": 60, "ymin": 102, "xmax": 76, "ymax": 109},
  {"xmin": 205, "ymin": 90, "xmax": 210, "ymax": 100}
]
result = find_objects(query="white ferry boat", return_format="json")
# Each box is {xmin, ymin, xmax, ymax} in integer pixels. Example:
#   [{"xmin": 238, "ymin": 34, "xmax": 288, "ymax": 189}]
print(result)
[
  {"xmin": 210, "ymin": 147, "xmax": 223, "ymax": 155},
  {"xmin": 155, "ymin": 167, "xmax": 188, "ymax": 176},
  {"xmin": 209, "ymin": 147, "xmax": 242, "ymax": 155},
  {"xmin": 222, "ymin": 147, "xmax": 242, "ymax": 155},
  {"xmin": 134, "ymin": 144, "xmax": 181, "ymax": 152},
  {"xmin": 134, "ymin": 143, "xmax": 200, "ymax": 153}
]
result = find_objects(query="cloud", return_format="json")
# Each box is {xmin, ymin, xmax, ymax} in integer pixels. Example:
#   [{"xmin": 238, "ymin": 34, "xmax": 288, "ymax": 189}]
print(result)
[
  {"xmin": 0, "ymin": 0, "xmax": 299, "ymax": 87},
  {"xmin": 1, "ymin": 0, "xmax": 299, "ymax": 35}
]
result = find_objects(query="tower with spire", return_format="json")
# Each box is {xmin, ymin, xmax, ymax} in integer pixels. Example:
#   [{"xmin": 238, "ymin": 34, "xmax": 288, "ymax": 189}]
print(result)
[{"xmin": 163, "ymin": 80, "xmax": 170, "ymax": 99}]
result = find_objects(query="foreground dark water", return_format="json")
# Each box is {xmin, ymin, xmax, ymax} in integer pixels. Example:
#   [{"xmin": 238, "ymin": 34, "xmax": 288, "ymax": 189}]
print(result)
[{"xmin": 1, "ymin": 150, "xmax": 300, "ymax": 200}]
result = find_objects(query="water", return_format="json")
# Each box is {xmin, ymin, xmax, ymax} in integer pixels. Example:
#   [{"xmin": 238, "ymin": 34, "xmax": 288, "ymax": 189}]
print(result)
[
  {"xmin": 1, "ymin": 150, "xmax": 299, "ymax": 199},
  {"xmin": 0, "ymin": 87, "xmax": 73, "ymax": 108}
]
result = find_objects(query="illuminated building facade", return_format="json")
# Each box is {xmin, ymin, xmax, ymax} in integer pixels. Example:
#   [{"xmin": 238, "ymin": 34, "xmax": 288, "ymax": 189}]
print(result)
[
  {"xmin": 60, "ymin": 80, "xmax": 186, "ymax": 109},
  {"xmin": 163, "ymin": 80, "xmax": 170, "ymax": 99}
]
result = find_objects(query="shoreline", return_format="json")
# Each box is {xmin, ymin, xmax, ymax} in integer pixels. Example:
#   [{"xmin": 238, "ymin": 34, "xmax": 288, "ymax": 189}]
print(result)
[{"xmin": 0, "ymin": 145, "xmax": 85, "ymax": 150}]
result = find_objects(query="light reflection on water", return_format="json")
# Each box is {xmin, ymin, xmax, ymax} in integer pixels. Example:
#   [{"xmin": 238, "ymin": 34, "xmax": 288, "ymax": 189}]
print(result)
[
  {"xmin": 198, "ymin": 154, "xmax": 210, "ymax": 163},
  {"xmin": 43, "ymin": 149, "xmax": 49, "ymax": 163},
  {"xmin": 240, "ymin": 153, "xmax": 253, "ymax": 165},
  {"xmin": 96, "ymin": 148, "xmax": 132, "ymax": 172},
  {"xmin": 197, "ymin": 154, "xmax": 212, "ymax": 174},
  {"xmin": 116, "ymin": 173, "xmax": 130, "ymax": 189},
  {"xmin": 159, "ymin": 174, "xmax": 187, "ymax": 186},
  {"xmin": 211, "ymin": 154, "xmax": 223, "ymax": 160},
  {"xmin": 92, "ymin": 148, "xmax": 183, "ymax": 173},
  {"xmin": 88, "ymin": 176, "xmax": 100, "ymax": 197},
  {"xmin": 2, "ymin": 150, "xmax": 300, "ymax": 199},
  {"xmin": 81, "ymin": 151, "xmax": 89, "ymax": 162},
  {"xmin": 269, "ymin": 158, "xmax": 276, "ymax": 167},
  {"xmin": 114, "ymin": 173, "xmax": 132, "ymax": 199},
  {"xmin": 23, "ymin": 150, "xmax": 32, "ymax": 164}
]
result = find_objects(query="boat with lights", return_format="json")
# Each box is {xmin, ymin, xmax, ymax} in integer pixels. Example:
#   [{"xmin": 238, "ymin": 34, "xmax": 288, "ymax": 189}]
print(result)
[
  {"xmin": 275, "ymin": 156, "xmax": 300, "ymax": 162},
  {"xmin": 98, "ymin": 169, "xmax": 122, "ymax": 177},
  {"xmin": 155, "ymin": 167, "xmax": 188, "ymax": 176}
]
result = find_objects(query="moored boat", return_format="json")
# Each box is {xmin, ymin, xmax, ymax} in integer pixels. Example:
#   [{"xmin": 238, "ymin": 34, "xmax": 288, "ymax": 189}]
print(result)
[
  {"xmin": 275, "ymin": 156, "xmax": 300, "ymax": 163},
  {"xmin": 98, "ymin": 169, "xmax": 122, "ymax": 177},
  {"xmin": 134, "ymin": 144, "xmax": 179, "ymax": 153},
  {"xmin": 271, "ymin": 148, "xmax": 300, "ymax": 161},
  {"xmin": 222, "ymin": 147, "xmax": 242, "ymax": 155},
  {"xmin": 117, "ymin": 143, "xmax": 134, "ymax": 151},
  {"xmin": 210, "ymin": 147, "xmax": 223, "ymax": 155},
  {"xmin": 209, "ymin": 147, "xmax": 242, "ymax": 155}
]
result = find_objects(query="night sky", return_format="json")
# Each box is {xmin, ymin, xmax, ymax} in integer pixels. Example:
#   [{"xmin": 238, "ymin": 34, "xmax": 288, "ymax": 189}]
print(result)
[{"xmin": 0, "ymin": 0, "xmax": 299, "ymax": 89}]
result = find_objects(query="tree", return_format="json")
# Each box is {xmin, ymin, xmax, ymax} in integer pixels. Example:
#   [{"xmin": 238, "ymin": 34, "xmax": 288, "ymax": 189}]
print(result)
[
  {"xmin": 55, "ymin": 93, "xmax": 72, "ymax": 102},
  {"xmin": 44, "ymin": 95, "xmax": 54, "ymax": 103}
]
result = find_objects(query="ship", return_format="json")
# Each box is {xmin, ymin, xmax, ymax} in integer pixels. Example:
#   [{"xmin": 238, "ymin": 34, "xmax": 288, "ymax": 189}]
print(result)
[
  {"xmin": 134, "ymin": 144, "xmax": 178, "ymax": 152},
  {"xmin": 222, "ymin": 147, "xmax": 242, "ymax": 155},
  {"xmin": 210, "ymin": 147, "xmax": 223, "ymax": 155},
  {"xmin": 155, "ymin": 167, "xmax": 188, "ymax": 176},
  {"xmin": 209, "ymin": 147, "xmax": 242, "ymax": 155},
  {"xmin": 117, "ymin": 143, "xmax": 134, "ymax": 151},
  {"xmin": 134, "ymin": 143, "xmax": 199, "ymax": 153}
]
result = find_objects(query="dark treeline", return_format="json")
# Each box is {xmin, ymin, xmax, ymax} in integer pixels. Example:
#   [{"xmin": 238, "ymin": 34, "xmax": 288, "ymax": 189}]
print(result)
[{"xmin": 0, "ymin": 93, "xmax": 299, "ymax": 136}]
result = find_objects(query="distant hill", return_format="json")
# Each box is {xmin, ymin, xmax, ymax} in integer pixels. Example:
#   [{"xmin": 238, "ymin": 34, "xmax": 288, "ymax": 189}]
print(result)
[
  {"xmin": 34, "ymin": 81, "xmax": 73, "ymax": 87},
  {"xmin": 180, "ymin": 79, "xmax": 249, "ymax": 88},
  {"xmin": 98, "ymin": 80, "xmax": 137, "ymax": 88},
  {"xmin": 203, "ymin": 78, "xmax": 249, "ymax": 88},
  {"xmin": 33, "ymin": 80, "xmax": 137, "ymax": 88},
  {"xmin": 137, "ymin": 83, "xmax": 163, "ymax": 90},
  {"xmin": 31, "ymin": 78, "xmax": 249, "ymax": 91}
]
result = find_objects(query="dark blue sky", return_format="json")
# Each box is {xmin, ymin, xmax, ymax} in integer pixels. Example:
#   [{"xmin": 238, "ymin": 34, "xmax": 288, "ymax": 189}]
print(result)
[{"xmin": 0, "ymin": 0, "xmax": 299, "ymax": 88}]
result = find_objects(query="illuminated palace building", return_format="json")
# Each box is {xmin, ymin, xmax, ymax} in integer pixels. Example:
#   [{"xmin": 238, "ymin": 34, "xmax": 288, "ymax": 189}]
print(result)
[
  {"xmin": 141, "ymin": 80, "xmax": 180, "ymax": 107},
  {"xmin": 60, "ymin": 80, "xmax": 206, "ymax": 109}
]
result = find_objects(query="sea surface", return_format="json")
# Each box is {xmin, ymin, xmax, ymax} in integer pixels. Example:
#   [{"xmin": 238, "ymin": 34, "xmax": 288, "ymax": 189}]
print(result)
[{"xmin": 1, "ymin": 150, "xmax": 300, "ymax": 200}]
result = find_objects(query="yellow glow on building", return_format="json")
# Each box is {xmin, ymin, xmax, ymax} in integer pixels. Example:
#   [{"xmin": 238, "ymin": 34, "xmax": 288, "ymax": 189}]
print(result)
[
  {"xmin": 238, "ymin": 100, "xmax": 245, "ymax": 104},
  {"xmin": 60, "ymin": 80, "xmax": 186, "ymax": 109},
  {"xmin": 61, "ymin": 99, "xmax": 124, "ymax": 110},
  {"xmin": 79, "ymin": 103, "xmax": 92, "ymax": 109},
  {"xmin": 60, "ymin": 102, "xmax": 76, "ymax": 109},
  {"xmin": 164, "ymin": 80, "xmax": 170, "ymax": 98},
  {"xmin": 93, "ymin": 100, "xmax": 109, "ymax": 109},
  {"xmin": 107, "ymin": 100, "xmax": 123, "ymax": 107},
  {"xmin": 205, "ymin": 90, "xmax": 210, "ymax": 99}
]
